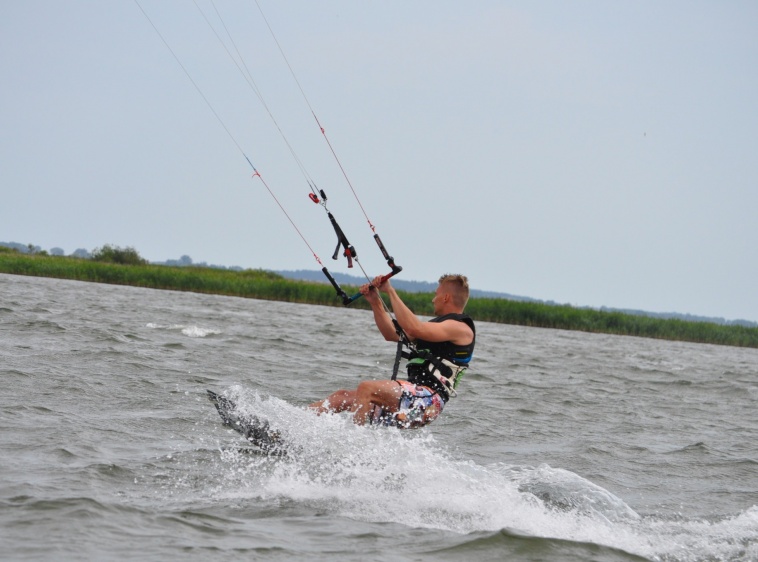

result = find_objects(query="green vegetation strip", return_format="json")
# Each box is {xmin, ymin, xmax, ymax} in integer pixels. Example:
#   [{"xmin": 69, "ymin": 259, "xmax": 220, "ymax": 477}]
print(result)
[{"xmin": 2, "ymin": 251, "xmax": 756, "ymax": 348}]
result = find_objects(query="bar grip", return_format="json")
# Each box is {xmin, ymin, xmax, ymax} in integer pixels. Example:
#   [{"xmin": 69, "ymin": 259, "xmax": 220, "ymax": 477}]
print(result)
[{"xmin": 344, "ymin": 266, "xmax": 403, "ymax": 305}]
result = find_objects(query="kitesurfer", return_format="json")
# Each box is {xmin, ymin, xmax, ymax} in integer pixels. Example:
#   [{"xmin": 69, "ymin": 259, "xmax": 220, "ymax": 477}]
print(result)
[{"xmin": 309, "ymin": 274, "xmax": 475, "ymax": 428}]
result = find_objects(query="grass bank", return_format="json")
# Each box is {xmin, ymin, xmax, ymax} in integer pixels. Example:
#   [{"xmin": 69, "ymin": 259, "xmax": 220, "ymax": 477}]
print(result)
[{"xmin": 2, "ymin": 251, "xmax": 756, "ymax": 348}]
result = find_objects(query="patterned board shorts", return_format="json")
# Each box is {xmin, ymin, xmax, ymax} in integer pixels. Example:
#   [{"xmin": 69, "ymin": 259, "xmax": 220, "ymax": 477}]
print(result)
[{"xmin": 370, "ymin": 380, "xmax": 445, "ymax": 429}]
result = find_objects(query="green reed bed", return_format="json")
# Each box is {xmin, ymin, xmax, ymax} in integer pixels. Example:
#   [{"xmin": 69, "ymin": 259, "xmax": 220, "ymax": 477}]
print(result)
[
  {"xmin": 0, "ymin": 252, "xmax": 337, "ymax": 305},
  {"xmin": 461, "ymin": 297, "xmax": 758, "ymax": 348},
  {"xmin": 2, "ymin": 251, "xmax": 756, "ymax": 348}
]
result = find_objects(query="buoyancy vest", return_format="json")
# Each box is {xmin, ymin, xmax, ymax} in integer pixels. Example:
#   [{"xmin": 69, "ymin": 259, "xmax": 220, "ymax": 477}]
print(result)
[{"xmin": 406, "ymin": 313, "xmax": 476, "ymax": 401}]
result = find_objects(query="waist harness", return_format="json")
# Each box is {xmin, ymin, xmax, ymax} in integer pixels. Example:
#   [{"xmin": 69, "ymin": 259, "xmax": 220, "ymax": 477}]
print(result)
[{"xmin": 406, "ymin": 350, "xmax": 467, "ymax": 401}]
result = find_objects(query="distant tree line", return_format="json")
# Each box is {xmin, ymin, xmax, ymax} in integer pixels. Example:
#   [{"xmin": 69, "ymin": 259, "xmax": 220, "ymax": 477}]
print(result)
[
  {"xmin": 0, "ymin": 241, "xmax": 242, "ymax": 271},
  {"xmin": 151, "ymin": 254, "xmax": 244, "ymax": 271},
  {"xmin": 1, "ymin": 241, "xmax": 91, "ymax": 259}
]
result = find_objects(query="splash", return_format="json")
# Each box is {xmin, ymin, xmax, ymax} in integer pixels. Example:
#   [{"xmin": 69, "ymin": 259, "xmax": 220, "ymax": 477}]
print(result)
[{"xmin": 207, "ymin": 387, "xmax": 758, "ymax": 561}]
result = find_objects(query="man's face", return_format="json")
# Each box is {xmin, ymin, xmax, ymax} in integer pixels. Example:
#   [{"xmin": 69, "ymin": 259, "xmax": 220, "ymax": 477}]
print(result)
[{"xmin": 432, "ymin": 284, "xmax": 446, "ymax": 314}]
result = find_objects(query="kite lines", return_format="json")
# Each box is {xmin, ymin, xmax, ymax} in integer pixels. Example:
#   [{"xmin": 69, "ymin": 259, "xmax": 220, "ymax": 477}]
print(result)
[{"xmin": 134, "ymin": 0, "xmax": 402, "ymax": 304}]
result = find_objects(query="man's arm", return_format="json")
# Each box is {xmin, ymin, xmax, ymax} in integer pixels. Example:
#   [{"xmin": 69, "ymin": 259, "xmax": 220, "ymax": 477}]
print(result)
[
  {"xmin": 360, "ymin": 283, "xmax": 399, "ymax": 342},
  {"xmin": 379, "ymin": 280, "xmax": 473, "ymax": 345}
]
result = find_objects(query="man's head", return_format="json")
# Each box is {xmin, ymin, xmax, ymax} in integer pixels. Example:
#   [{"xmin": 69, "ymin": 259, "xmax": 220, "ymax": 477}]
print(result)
[{"xmin": 432, "ymin": 274, "xmax": 470, "ymax": 314}]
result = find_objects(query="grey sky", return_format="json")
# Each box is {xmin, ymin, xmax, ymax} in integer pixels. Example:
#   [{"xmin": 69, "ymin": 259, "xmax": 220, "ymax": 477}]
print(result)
[{"xmin": 2, "ymin": 1, "xmax": 757, "ymax": 322}]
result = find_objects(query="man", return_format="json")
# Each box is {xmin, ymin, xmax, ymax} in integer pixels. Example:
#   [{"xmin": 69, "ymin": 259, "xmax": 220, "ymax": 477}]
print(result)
[{"xmin": 309, "ymin": 274, "xmax": 475, "ymax": 428}]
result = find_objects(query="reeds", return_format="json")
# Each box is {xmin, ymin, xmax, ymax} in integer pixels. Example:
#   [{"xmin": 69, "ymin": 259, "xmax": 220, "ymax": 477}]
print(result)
[{"xmin": 2, "ymin": 252, "xmax": 756, "ymax": 348}]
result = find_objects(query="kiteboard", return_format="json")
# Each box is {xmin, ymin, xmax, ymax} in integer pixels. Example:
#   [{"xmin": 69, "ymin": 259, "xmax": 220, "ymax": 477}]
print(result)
[{"xmin": 207, "ymin": 390, "xmax": 285, "ymax": 454}]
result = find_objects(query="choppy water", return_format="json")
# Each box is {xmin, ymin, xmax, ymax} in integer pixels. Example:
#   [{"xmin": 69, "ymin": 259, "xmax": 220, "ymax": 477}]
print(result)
[{"xmin": 1, "ymin": 273, "xmax": 757, "ymax": 561}]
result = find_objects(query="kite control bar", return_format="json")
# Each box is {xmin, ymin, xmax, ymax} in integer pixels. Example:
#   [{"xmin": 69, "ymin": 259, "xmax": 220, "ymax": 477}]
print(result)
[
  {"xmin": 321, "ymin": 234, "xmax": 403, "ymax": 306},
  {"xmin": 310, "ymin": 188, "xmax": 402, "ymax": 306}
]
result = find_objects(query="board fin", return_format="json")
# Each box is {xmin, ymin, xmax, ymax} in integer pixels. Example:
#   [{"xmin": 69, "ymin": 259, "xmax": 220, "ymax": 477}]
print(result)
[{"xmin": 207, "ymin": 390, "xmax": 285, "ymax": 454}]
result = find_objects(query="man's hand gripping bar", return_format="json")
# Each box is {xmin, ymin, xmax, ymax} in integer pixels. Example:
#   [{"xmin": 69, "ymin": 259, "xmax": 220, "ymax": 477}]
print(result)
[
  {"xmin": 320, "ymin": 234, "xmax": 403, "ymax": 306},
  {"xmin": 343, "ymin": 233, "xmax": 403, "ymax": 305}
]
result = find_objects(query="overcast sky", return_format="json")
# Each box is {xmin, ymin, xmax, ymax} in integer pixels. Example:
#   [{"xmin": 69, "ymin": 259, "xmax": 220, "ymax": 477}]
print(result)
[{"xmin": 2, "ymin": 1, "xmax": 756, "ymax": 322}]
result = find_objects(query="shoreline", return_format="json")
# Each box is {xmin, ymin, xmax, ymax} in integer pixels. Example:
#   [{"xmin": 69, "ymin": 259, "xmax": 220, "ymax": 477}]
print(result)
[{"xmin": 2, "ymin": 252, "xmax": 756, "ymax": 348}]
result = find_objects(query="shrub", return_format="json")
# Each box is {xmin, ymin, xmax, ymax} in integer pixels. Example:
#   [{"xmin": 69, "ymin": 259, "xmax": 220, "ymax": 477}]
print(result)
[{"xmin": 91, "ymin": 244, "xmax": 148, "ymax": 265}]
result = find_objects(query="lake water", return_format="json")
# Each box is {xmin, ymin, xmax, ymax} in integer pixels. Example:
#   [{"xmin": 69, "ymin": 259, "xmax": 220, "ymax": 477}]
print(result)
[{"xmin": 1, "ymin": 273, "xmax": 757, "ymax": 561}]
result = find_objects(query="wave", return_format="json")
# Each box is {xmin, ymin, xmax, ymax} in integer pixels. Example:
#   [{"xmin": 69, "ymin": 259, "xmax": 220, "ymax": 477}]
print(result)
[
  {"xmin": 430, "ymin": 528, "xmax": 650, "ymax": 561},
  {"xmin": 145, "ymin": 323, "xmax": 221, "ymax": 338}
]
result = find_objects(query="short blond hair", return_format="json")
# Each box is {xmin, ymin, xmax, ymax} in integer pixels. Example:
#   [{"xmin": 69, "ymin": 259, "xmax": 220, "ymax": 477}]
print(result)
[{"xmin": 438, "ymin": 274, "xmax": 469, "ymax": 309}]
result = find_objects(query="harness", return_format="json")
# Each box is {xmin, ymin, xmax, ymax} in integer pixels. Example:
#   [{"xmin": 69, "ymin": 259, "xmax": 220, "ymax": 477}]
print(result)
[
  {"xmin": 406, "ymin": 350, "xmax": 468, "ymax": 401},
  {"xmin": 396, "ymin": 313, "xmax": 476, "ymax": 402}
]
